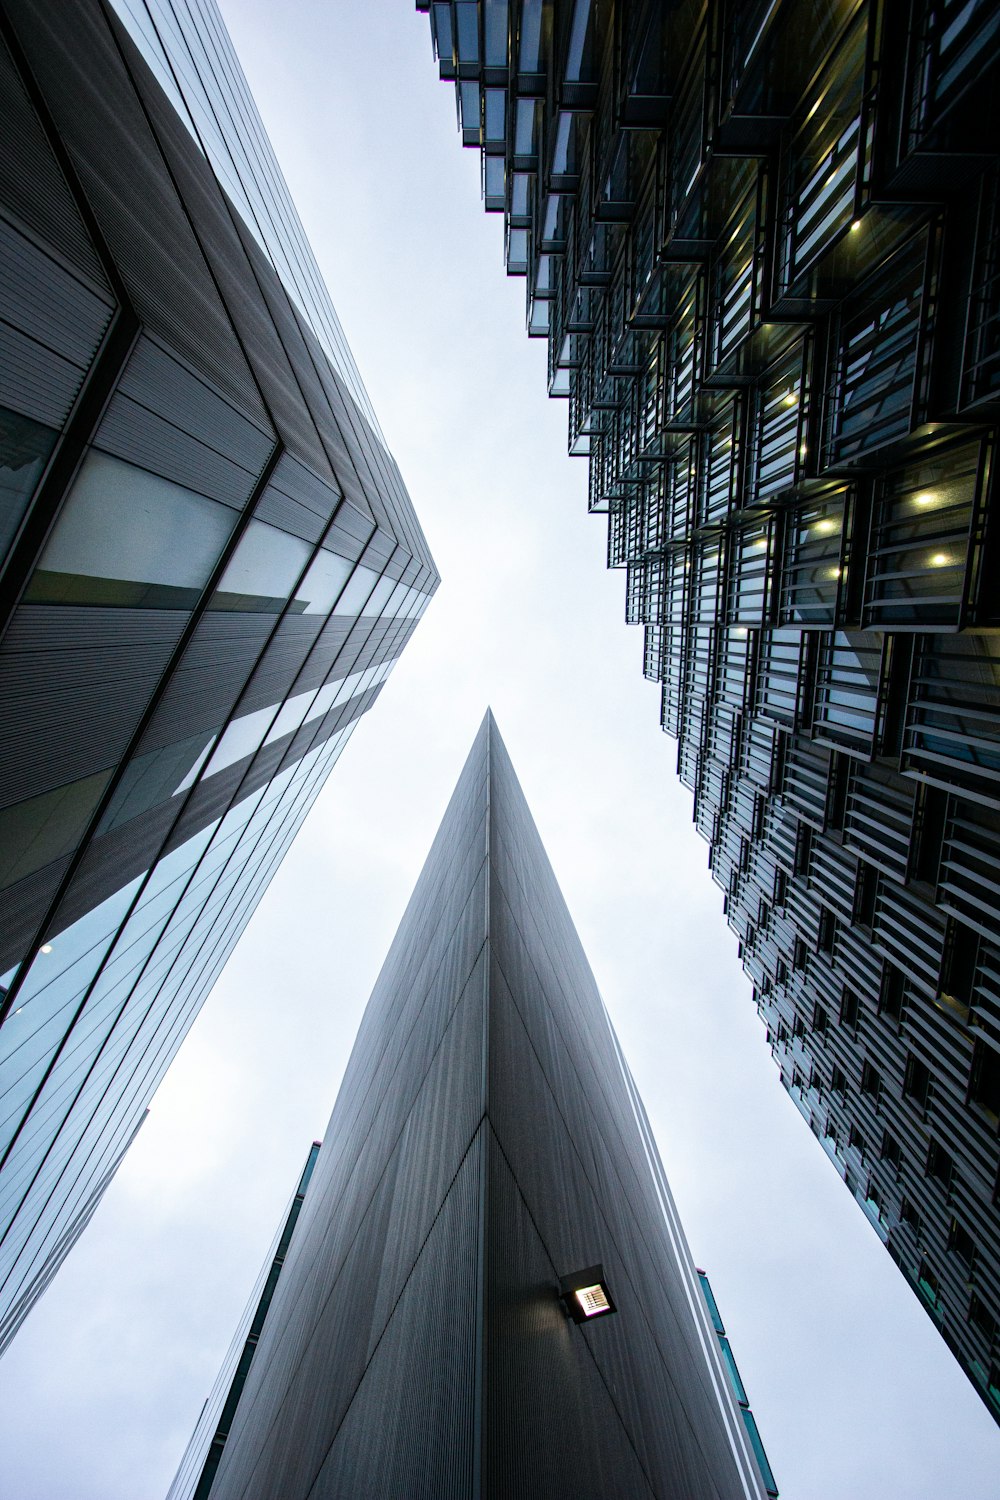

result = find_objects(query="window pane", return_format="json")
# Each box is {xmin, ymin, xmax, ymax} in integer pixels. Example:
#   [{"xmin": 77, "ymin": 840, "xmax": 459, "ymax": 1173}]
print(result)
[
  {"xmin": 295, "ymin": 546, "xmax": 352, "ymax": 614},
  {"xmin": 27, "ymin": 451, "xmax": 236, "ymax": 607},
  {"xmin": 0, "ymin": 407, "xmax": 57, "ymax": 562},
  {"xmin": 212, "ymin": 518, "xmax": 311, "ymax": 612}
]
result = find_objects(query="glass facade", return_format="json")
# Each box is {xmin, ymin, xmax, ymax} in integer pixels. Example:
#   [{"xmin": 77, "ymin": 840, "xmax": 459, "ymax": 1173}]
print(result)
[
  {"xmin": 0, "ymin": 0, "xmax": 437, "ymax": 1352},
  {"xmin": 418, "ymin": 0, "xmax": 1000, "ymax": 1422}
]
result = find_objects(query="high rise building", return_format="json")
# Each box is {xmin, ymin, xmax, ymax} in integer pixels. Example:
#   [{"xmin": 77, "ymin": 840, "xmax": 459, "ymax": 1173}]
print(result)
[
  {"xmin": 416, "ymin": 0, "xmax": 1000, "ymax": 1420},
  {"xmin": 0, "ymin": 0, "xmax": 436, "ymax": 1353},
  {"xmin": 167, "ymin": 711, "xmax": 776, "ymax": 1500}
]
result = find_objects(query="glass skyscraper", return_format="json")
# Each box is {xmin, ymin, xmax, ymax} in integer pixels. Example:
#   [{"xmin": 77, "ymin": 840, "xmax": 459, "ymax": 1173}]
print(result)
[
  {"xmin": 166, "ymin": 712, "xmax": 777, "ymax": 1500},
  {"xmin": 417, "ymin": 0, "xmax": 1000, "ymax": 1420},
  {"xmin": 0, "ymin": 0, "xmax": 436, "ymax": 1353}
]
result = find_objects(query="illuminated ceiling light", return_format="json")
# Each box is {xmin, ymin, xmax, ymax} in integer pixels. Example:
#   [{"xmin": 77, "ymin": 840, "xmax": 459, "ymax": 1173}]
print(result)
[
  {"xmin": 560, "ymin": 1265, "xmax": 617, "ymax": 1323},
  {"xmin": 850, "ymin": 219, "xmax": 862, "ymax": 232},
  {"xmin": 914, "ymin": 491, "xmax": 937, "ymax": 506},
  {"xmin": 828, "ymin": 566, "xmax": 842, "ymax": 580},
  {"xmin": 782, "ymin": 391, "xmax": 798, "ymax": 407},
  {"xmin": 733, "ymin": 626, "xmax": 748, "ymax": 638},
  {"xmin": 753, "ymin": 537, "xmax": 769, "ymax": 550},
  {"xmin": 929, "ymin": 552, "xmax": 950, "ymax": 567},
  {"xmin": 40, "ymin": 944, "xmax": 53, "ymax": 954},
  {"xmin": 814, "ymin": 518, "xmax": 838, "ymax": 534}
]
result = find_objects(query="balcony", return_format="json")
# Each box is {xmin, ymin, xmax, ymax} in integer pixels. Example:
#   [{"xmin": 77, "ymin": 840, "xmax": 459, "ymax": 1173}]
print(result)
[
  {"xmin": 779, "ymin": 489, "xmax": 849, "ymax": 627},
  {"xmin": 812, "ymin": 629, "xmax": 884, "ymax": 758},
  {"xmin": 863, "ymin": 438, "xmax": 986, "ymax": 629},
  {"xmin": 904, "ymin": 633, "xmax": 1000, "ymax": 806},
  {"xmin": 775, "ymin": 16, "xmax": 869, "ymax": 303},
  {"xmin": 823, "ymin": 231, "xmax": 933, "ymax": 467}
]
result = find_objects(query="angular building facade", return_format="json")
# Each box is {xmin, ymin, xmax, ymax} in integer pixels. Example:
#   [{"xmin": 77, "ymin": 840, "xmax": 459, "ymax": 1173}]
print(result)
[
  {"xmin": 0, "ymin": 0, "xmax": 436, "ymax": 1353},
  {"xmin": 170, "ymin": 712, "xmax": 776, "ymax": 1499},
  {"xmin": 417, "ymin": 0, "xmax": 1000, "ymax": 1420}
]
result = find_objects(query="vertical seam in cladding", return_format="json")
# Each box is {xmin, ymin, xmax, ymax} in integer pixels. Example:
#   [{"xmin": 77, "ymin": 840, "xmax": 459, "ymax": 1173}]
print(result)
[
  {"xmin": 216, "ymin": 928, "xmax": 491, "ymax": 1493},
  {"xmin": 483, "ymin": 1120, "xmax": 660, "ymax": 1500},
  {"xmin": 485, "ymin": 946, "xmax": 732, "ymax": 1500},
  {"xmin": 290, "ymin": 1117, "xmax": 488, "ymax": 1500},
  {"xmin": 474, "ymin": 715, "xmax": 491, "ymax": 1498}
]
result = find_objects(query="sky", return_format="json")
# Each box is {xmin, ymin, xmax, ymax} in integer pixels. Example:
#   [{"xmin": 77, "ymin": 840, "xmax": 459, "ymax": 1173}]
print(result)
[{"xmin": 0, "ymin": 2, "xmax": 997, "ymax": 1497}]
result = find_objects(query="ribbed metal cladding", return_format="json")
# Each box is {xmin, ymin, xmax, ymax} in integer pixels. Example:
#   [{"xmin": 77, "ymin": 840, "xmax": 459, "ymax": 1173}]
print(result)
[
  {"xmin": 197, "ymin": 714, "xmax": 768, "ymax": 1500},
  {"xmin": 0, "ymin": 0, "xmax": 437, "ymax": 1356}
]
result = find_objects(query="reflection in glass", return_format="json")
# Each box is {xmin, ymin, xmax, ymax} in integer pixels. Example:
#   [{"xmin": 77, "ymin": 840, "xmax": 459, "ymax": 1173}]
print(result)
[
  {"xmin": 26, "ymin": 450, "xmax": 237, "ymax": 608},
  {"xmin": 0, "ymin": 408, "xmax": 57, "ymax": 561}
]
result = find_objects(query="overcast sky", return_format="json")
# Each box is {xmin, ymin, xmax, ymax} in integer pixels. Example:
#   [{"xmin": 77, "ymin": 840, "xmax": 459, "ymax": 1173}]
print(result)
[{"xmin": 1, "ymin": 3, "xmax": 997, "ymax": 1497}]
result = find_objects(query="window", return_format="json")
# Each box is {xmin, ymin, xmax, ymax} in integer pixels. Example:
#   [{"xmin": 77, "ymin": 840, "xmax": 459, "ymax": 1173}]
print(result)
[
  {"xmin": 865, "ymin": 1178, "xmax": 884, "ymax": 1219},
  {"xmin": 918, "ymin": 1259, "xmax": 941, "ymax": 1309},
  {"xmin": 27, "ymin": 450, "xmax": 237, "ymax": 608},
  {"xmin": 948, "ymin": 1219, "xmax": 976, "ymax": 1269},
  {"xmin": 831, "ymin": 1064, "xmax": 848, "ymax": 1098},
  {"xmin": 826, "ymin": 751, "xmax": 850, "ymax": 830},
  {"xmin": 840, "ymin": 987, "xmax": 860, "ymax": 1029},
  {"xmin": 861, "ymin": 1060, "xmax": 881, "ymax": 1097},
  {"xmin": 793, "ymin": 936, "xmax": 808, "ymax": 969},
  {"xmin": 211, "ymin": 518, "xmax": 311, "ymax": 612},
  {"xmin": 813, "ymin": 1001, "xmax": 829, "ymax": 1034},
  {"xmin": 904, "ymin": 1052, "xmax": 931, "ymax": 1110},
  {"xmin": 969, "ymin": 1294, "xmax": 997, "ymax": 1343},
  {"xmin": 849, "ymin": 1124, "xmax": 865, "ymax": 1155},
  {"xmin": 0, "ymin": 406, "xmax": 57, "ymax": 558},
  {"xmin": 970, "ymin": 1041, "xmax": 1000, "ymax": 1124},
  {"xmin": 818, "ymin": 905, "xmax": 836, "ymax": 954},
  {"xmin": 794, "ymin": 820, "xmax": 812, "ymax": 876},
  {"xmin": 881, "ymin": 1130, "xmax": 902, "ymax": 1170},
  {"xmin": 910, "ymin": 782, "xmax": 947, "ymax": 884},
  {"xmin": 879, "ymin": 962, "xmax": 905, "ymax": 1023},
  {"xmin": 853, "ymin": 863, "xmax": 877, "ymax": 929},
  {"xmin": 938, "ymin": 918, "xmax": 978, "ymax": 1020},
  {"xmin": 927, "ymin": 1139, "xmax": 953, "ymax": 1186},
  {"xmin": 901, "ymin": 1198, "xmax": 921, "ymax": 1231}
]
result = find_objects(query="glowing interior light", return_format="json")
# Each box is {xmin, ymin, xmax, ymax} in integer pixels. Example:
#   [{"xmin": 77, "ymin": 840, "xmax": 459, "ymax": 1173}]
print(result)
[
  {"xmin": 850, "ymin": 219, "xmax": 862, "ymax": 232},
  {"xmin": 799, "ymin": 443, "xmax": 808, "ymax": 459},
  {"xmin": 753, "ymin": 537, "xmax": 768, "ymax": 549},
  {"xmin": 575, "ymin": 1284, "xmax": 611, "ymax": 1318},
  {"xmin": 929, "ymin": 552, "xmax": 950, "ymax": 567},
  {"xmin": 828, "ymin": 566, "xmax": 842, "ymax": 580},
  {"xmin": 40, "ymin": 944, "xmax": 53, "ymax": 954},
  {"xmin": 913, "ymin": 491, "xmax": 937, "ymax": 506},
  {"xmin": 814, "ymin": 518, "xmax": 838, "ymax": 534},
  {"xmin": 733, "ymin": 627, "xmax": 748, "ymax": 638},
  {"xmin": 782, "ymin": 391, "xmax": 798, "ymax": 407}
]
